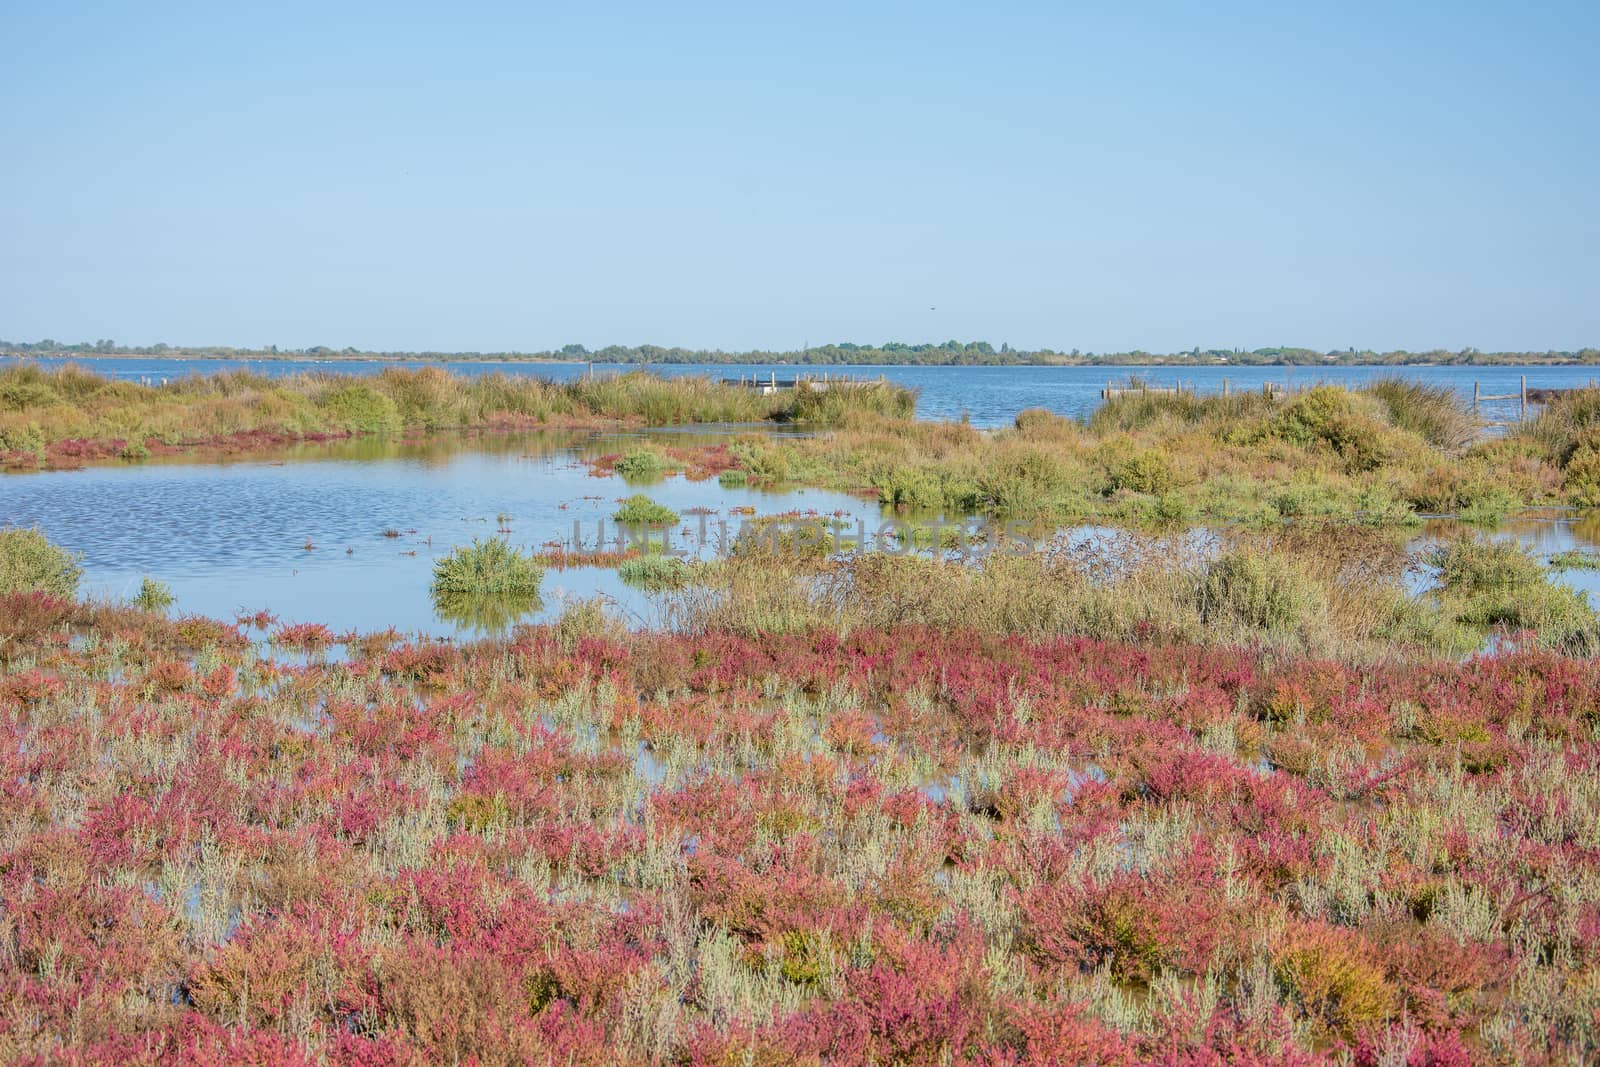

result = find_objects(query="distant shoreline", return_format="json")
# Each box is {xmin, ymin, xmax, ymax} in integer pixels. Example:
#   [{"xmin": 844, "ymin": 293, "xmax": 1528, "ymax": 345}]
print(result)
[{"xmin": 6, "ymin": 350, "xmax": 1599, "ymax": 369}]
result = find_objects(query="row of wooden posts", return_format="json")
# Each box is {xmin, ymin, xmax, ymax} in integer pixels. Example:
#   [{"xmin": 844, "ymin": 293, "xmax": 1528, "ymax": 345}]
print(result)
[
  {"xmin": 1100, "ymin": 380, "xmax": 1285, "ymax": 400},
  {"xmin": 1472, "ymin": 376, "xmax": 1529, "ymax": 423}
]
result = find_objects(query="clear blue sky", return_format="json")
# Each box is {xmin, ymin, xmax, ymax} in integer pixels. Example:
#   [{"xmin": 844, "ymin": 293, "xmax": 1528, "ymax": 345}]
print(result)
[{"xmin": 2, "ymin": 1, "xmax": 1595, "ymax": 353}]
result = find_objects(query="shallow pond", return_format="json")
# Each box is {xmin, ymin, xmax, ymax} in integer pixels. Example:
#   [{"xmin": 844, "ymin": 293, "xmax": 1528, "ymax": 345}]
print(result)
[
  {"xmin": 0, "ymin": 428, "xmax": 890, "ymax": 636},
  {"xmin": 6, "ymin": 430, "xmax": 1600, "ymax": 639}
]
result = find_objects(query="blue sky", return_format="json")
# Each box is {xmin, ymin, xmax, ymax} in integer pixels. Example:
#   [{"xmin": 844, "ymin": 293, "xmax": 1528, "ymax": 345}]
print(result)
[{"xmin": 1, "ymin": 1, "xmax": 1595, "ymax": 352}]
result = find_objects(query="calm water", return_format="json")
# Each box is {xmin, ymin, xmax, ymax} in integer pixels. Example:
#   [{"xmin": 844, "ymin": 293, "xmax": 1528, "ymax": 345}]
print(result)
[
  {"xmin": 15, "ymin": 355, "xmax": 1598, "ymax": 428},
  {"xmin": 0, "ymin": 430, "xmax": 892, "ymax": 637}
]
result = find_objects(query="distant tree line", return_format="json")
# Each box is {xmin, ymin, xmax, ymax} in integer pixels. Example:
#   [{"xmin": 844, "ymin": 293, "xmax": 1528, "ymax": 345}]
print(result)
[{"xmin": 3, "ymin": 338, "xmax": 1597, "ymax": 367}]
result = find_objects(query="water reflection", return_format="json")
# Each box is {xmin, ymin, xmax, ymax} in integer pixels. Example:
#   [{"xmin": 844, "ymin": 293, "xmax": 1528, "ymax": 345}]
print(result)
[{"xmin": 431, "ymin": 588, "xmax": 544, "ymax": 635}]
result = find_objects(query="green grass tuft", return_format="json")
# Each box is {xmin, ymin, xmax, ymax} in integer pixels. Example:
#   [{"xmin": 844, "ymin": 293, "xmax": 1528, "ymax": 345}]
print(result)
[
  {"xmin": 613, "ymin": 495, "xmax": 680, "ymax": 528},
  {"xmin": 134, "ymin": 577, "xmax": 175, "ymax": 612},
  {"xmin": 618, "ymin": 553, "xmax": 691, "ymax": 591},
  {"xmin": 430, "ymin": 537, "xmax": 544, "ymax": 595},
  {"xmin": 613, "ymin": 447, "xmax": 668, "ymax": 481}
]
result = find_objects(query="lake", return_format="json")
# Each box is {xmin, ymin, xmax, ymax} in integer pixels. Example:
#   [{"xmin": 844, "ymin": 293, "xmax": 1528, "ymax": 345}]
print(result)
[{"xmin": 13, "ymin": 356, "xmax": 1598, "ymax": 428}]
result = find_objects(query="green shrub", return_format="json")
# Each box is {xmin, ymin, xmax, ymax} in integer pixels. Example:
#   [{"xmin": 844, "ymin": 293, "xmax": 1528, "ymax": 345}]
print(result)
[
  {"xmin": 0, "ymin": 421, "xmax": 46, "ymax": 459},
  {"xmin": 717, "ymin": 470, "xmax": 747, "ymax": 488},
  {"xmin": 1273, "ymin": 482, "xmax": 1343, "ymax": 519},
  {"xmin": 1456, "ymin": 582, "xmax": 1599, "ymax": 655},
  {"xmin": 134, "ymin": 577, "xmax": 175, "ymax": 612},
  {"xmin": 1272, "ymin": 387, "xmax": 1357, "ymax": 447},
  {"xmin": 1562, "ymin": 431, "xmax": 1600, "ymax": 506},
  {"xmin": 1269, "ymin": 387, "xmax": 1396, "ymax": 471},
  {"xmin": 1354, "ymin": 484, "xmax": 1420, "ymax": 527},
  {"xmin": 974, "ymin": 446, "xmax": 1077, "ymax": 515},
  {"xmin": 0, "ymin": 379, "xmax": 58, "ymax": 410},
  {"xmin": 1152, "ymin": 493, "xmax": 1192, "ymax": 525},
  {"xmin": 613, "ymin": 495, "xmax": 680, "ymax": 527},
  {"xmin": 430, "ymin": 538, "xmax": 544, "ymax": 595},
  {"xmin": 1519, "ymin": 387, "xmax": 1600, "ymax": 465},
  {"xmin": 0, "ymin": 527, "xmax": 81, "ymax": 597},
  {"xmin": 872, "ymin": 466, "xmax": 945, "ymax": 511},
  {"xmin": 1429, "ymin": 537, "xmax": 1543, "ymax": 594},
  {"xmin": 429, "ymin": 538, "xmax": 544, "ymax": 633},
  {"xmin": 1195, "ymin": 550, "xmax": 1325, "ymax": 633},
  {"xmin": 1457, "ymin": 484, "xmax": 1518, "ymax": 525},
  {"xmin": 729, "ymin": 440, "xmax": 795, "ymax": 484},
  {"xmin": 618, "ymin": 553, "xmax": 691, "ymax": 591},
  {"xmin": 317, "ymin": 384, "xmax": 402, "ymax": 434},
  {"xmin": 1428, "ymin": 536, "xmax": 1600, "ymax": 653},
  {"xmin": 1108, "ymin": 448, "xmax": 1175, "ymax": 495},
  {"xmin": 613, "ymin": 447, "xmax": 668, "ymax": 481}
]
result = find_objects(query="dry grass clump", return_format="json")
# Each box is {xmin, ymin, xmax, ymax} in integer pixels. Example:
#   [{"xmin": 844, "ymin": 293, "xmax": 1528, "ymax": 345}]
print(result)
[
  {"xmin": 662, "ymin": 526, "xmax": 1523, "ymax": 659},
  {"xmin": 1365, "ymin": 376, "xmax": 1479, "ymax": 451},
  {"xmin": 1517, "ymin": 386, "xmax": 1600, "ymax": 506}
]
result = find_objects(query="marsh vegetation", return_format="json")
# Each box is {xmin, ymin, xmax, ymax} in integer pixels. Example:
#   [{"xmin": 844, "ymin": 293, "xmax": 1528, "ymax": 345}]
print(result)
[{"xmin": 4, "ymin": 368, "xmax": 1600, "ymax": 1063}]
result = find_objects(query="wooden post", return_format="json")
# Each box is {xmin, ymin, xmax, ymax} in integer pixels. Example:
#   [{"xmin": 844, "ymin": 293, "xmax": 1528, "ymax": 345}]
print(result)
[
  {"xmin": 1473, "ymin": 381, "xmax": 1480, "ymax": 415},
  {"xmin": 1222, "ymin": 378, "xmax": 1229, "ymax": 398},
  {"xmin": 1521, "ymin": 375, "xmax": 1527, "ymax": 423}
]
